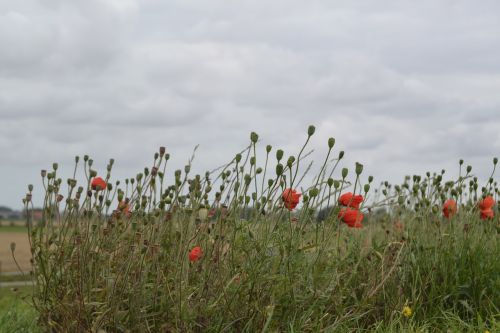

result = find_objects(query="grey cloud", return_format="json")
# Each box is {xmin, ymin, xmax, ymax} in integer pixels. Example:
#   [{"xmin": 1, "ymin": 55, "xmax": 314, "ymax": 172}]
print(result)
[{"xmin": 1, "ymin": 0, "xmax": 500, "ymax": 208}]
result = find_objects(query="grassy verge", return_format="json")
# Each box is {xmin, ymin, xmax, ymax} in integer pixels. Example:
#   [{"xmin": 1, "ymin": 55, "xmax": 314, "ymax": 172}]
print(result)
[
  {"xmin": 0, "ymin": 225, "xmax": 28, "ymax": 233},
  {"xmin": 0, "ymin": 286, "xmax": 39, "ymax": 333}
]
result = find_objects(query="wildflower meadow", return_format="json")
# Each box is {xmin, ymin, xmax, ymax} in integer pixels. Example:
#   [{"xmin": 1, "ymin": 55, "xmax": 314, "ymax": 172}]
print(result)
[{"xmin": 5, "ymin": 125, "xmax": 500, "ymax": 332}]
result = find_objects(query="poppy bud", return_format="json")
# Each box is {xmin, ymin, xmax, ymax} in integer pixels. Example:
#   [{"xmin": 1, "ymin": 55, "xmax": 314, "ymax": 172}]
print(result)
[
  {"xmin": 309, "ymin": 188, "xmax": 319, "ymax": 197},
  {"xmin": 276, "ymin": 149, "xmax": 284, "ymax": 161},
  {"xmin": 57, "ymin": 194, "xmax": 64, "ymax": 202},
  {"xmin": 250, "ymin": 157, "xmax": 256, "ymax": 165},
  {"xmin": 250, "ymin": 132, "xmax": 259, "ymax": 143},
  {"xmin": 494, "ymin": 157, "xmax": 498, "ymax": 165},
  {"xmin": 151, "ymin": 167, "xmax": 158, "ymax": 176},
  {"xmin": 327, "ymin": 178, "xmax": 334, "ymax": 187},
  {"xmin": 341, "ymin": 168, "xmax": 348, "ymax": 179},
  {"xmin": 333, "ymin": 180, "xmax": 340, "ymax": 189},
  {"xmin": 235, "ymin": 154, "xmax": 242, "ymax": 163},
  {"xmin": 328, "ymin": 137, "xmax": 335, "ymax": 149},
  {"xmin": 268, "ymin": 179, "xmax": 274, "ymax": 187},
  {"xmin": 41, "ymin": 170, "xmax": 47, "ymax": 178},
  {"xmin": 75, "ymin": 156, "xmax": 79, "ymax": 163},
  {"xmin": 338, "ymin": 151, "xmax": 344, "ymax": 159},
  {"xmin": 88, "ymin": 159, "xmax": 93, "ymax": 167},
  {"xmin": 159, "ymin": 146, "xmax": 166, "ymax": 157},
  {"xmin": 276, "ymin": 164, "xmax": 284, "ymax": 176},
  {"xmin": 355, "ymin": 162, "xmax": 363, "ymax": 175},
  {"xmin": 244, "ymin": 174, "xmax": 251, "ymax": 186},
  {"xmin": 89, "ymin": 170, "xmax": 97, "ymax": 177},
  {"xmin": 364, "ymin": 184, "xmax": 370, "ymax": 193},
  {"xmin": 266, "ymin": 145, "xmax": 272, "ymax": 153},
  {"xmin": 459, "ymin": 159, "xmax": 464, "ymax": 165},
  {"xmin": 466, "ymin": 165, "xmax": 472, "ymax": 173},
  {"xmin": 307, "ymin": 125, "xmax": 316, "ymax": 136},
  {"xmin": 10, "ymin": 242, "xmax": 16, "ymax": 252},
  {"xmin": 256, "ymin": 167, "xmax": 263, "ymax": 174},
  {"xmin": 287, "ymin": 156, "xmax": 295, "ymax": 168},
  {"xmin": 27, "ymin": 184, "xmax": 33, "ymax": 192}
]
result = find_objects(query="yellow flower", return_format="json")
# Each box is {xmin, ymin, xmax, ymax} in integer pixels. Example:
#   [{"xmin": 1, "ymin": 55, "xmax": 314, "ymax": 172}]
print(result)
[
  {"xmin": 402, "ymin": 305, "xmax": 412, "ymax": 318},
  {"xmin": 484, "ymin": 330, "xmax": 490, "ymax": 333}
]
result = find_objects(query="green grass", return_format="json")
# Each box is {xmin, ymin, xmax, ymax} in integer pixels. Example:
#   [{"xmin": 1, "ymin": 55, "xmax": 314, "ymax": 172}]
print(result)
[
  {"xmin": 0, "ymin": 225, "xmax": 28, "ymax": 233},
  {"xmin": 0, "ymin": 286, "xmax": 39, "ymax": 333},
  {"xmin": 0, "ymin": 274, "xmax": 32, "ymax": 283}
]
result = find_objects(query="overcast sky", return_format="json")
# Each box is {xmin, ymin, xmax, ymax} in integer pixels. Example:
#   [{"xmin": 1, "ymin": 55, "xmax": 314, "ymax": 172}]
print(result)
[{"xmin": 1, "ymin": 0, "xmax": 500, "ymax": 209}]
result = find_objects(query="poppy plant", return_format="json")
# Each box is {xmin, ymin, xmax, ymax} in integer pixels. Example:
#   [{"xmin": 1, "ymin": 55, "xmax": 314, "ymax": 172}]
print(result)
[
  {"xmin": 338, "ymin": 192, "xmax": 364, "ymax": 209},
  {"xmin": 442, "ymin": 199, "xmax": 457, "ymax": 219},
  {"xmin": 282, "ymin": 188, "xmax": 301, "ymax": 211},
  {"xmin": 478, "ymin": 195, "xmax": 495, "ymax": 211},
  {"xmin": 91, "ymin": 177, "xmax": 107, "ymax": 191},
  {"xmin": 338, "ymin": 207, "xmax": 363, "ymax": 228},
  {"xmin": 189, "ymin": 246, "xmax": 203, "ymax": 262}
]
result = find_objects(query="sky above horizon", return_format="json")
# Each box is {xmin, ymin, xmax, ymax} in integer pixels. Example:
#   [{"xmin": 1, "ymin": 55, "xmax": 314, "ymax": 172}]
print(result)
[{"xmin": 1, "ymin": 0, "xmax": 500, "ymax": 209}]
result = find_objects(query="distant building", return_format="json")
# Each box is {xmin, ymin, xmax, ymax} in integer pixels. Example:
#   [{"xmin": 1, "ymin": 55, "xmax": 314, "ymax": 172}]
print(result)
[{"xmin": 0, "ymin": 206, "xmax": 23, "ymax": 220}]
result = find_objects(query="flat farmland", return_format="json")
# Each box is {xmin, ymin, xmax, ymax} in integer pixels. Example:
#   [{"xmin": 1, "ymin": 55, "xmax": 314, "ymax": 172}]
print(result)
[{"xmin": 0, "ymin": 231, "xmax": 31, "ymax": 273}]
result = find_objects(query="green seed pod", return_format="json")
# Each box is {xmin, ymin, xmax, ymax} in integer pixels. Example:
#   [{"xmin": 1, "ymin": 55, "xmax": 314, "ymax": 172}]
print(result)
[
  {"xmin": 307, "ymin": 125, "xmax": 316, "ymax": 136},
  {"xmin": 276, "ymin": 149, "xmax": 284, "ymax": 161},
  {"xmin": 266, "ymin": 145, "xmax": 272, "ymax": 153},
  {"xmin": 355, "ymin": 162, "xmax": 363, "ymax": 175},
  {"xmin": 341, "ymin": 168, "xmax": 348, "ymax": 179},
  {"xmin": 250, "ymin": 132, "xmax": 259, "ymax": 143},
  {"xmin": 338, "ymin": 151, "xmax": 344, "ymax": 159},
  {"xmin": 328, "ymin": 137, "xmax": 335, "ymax": 149},
  {"xmin": 287, "ymin": 156, "xmax": 295, "ymax": 168},
  {"xmin": 368, "ymin": 175, "xmax": 374, "ymax": 183},
  {"xmin": 364, "ymin": 184, "xmax": 370, "ymax": 193}
]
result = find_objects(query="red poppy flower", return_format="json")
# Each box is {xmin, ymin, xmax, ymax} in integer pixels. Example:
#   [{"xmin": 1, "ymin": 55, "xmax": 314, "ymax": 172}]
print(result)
[
  {"xmin": 480, "ymin": 209, "xmax": 494, "ymax": 220},
  {"xmin": 282, "ymin": 188, "xmax": 301, "ymax": 211},
  {"xmin": 442, "ymin": 199, "xmax": 457, "ymax": 218},
  {"xmin": 338, "ymin": 207, "xmax": 363, "ymax": 228},
  {"xmin": 91, "ymin": 177, "xmax": 107, "ymax": 191},
  {"xmin": 338, "ymin": 192, "xmax": 364, "ymax": 209},
  {"xmin": 478, "ymin": 196, "xmax": 495, "ymax": 210},
  {"xmin": 189, "ymin": 246, "xmax": 203, "ymax": 262}
]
